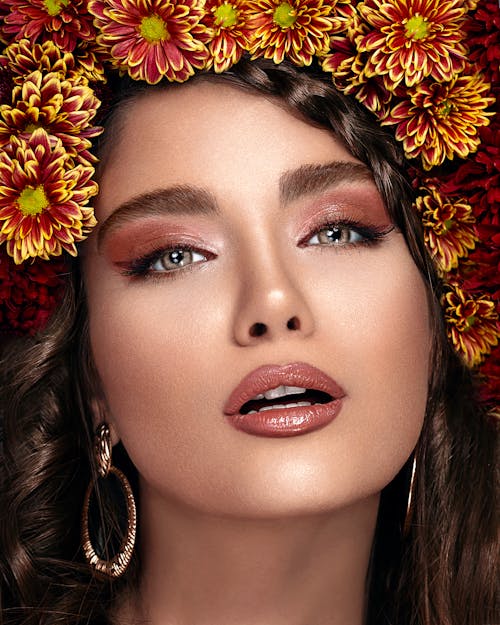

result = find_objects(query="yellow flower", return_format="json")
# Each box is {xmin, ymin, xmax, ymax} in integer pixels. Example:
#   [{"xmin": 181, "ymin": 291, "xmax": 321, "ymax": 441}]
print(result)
[
  {"xmin": 0, "ymin": 70, "xmax": 102, "ymax": 166},
  {"xmin": 88, "ymin": 0, "xmax": 210, "ymax": 84},
  {"xmin": 384, "ymin": 74, "xmax": 495, "ymax": 169},
  {"xmin": 247, "ymin": 0, "xmax": 337, "ymax": 65},
  {"xmin": 1, "ymin": 0, "xmax": 97, "ymax": 52},
  {"xmin": 0, "ymin": 129, "xmax": 97, "ymax": 263},
  {"xmin": 0, "ymin": 39, "xmax": 106, "ymax": 86},
  {"xmin": 203, "ymin": 0, "xmax": 253, "ymax": 73},
  {"xmin": 357, "ymin": 0, "xmax": 468, "ymax": 90},
  {"xmin": 415, "ymin": 186, "xmax": 478, "ymax": 272},
  {"xmin": 444, "ymin": 283, "xmax": 499, "ymax": 367}
]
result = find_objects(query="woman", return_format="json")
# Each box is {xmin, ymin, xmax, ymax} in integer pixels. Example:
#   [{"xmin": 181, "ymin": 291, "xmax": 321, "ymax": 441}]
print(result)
[{"xmin": 0, "ymin": 2, "xmax": 498, "ymax": 624}]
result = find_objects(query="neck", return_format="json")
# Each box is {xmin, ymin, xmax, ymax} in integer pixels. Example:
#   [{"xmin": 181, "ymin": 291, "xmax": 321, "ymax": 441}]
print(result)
[{"xmin": 118, "ymin": 487, "xmax": 379, "ymax": 625}]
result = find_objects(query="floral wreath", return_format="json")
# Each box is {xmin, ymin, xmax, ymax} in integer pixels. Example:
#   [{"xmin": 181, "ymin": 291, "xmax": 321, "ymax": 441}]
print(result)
[{"xmin": 0, "ymin": 0, "xmax": 498, "ymax": 417}]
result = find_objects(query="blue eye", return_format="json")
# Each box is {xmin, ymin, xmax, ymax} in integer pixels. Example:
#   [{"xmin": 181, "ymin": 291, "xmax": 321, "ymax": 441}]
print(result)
[
  {"xmin": 150, "ymin": 248, "xmax": 207, "ymax": 272},
  {"xmin": 307, "ymin": 225, "xmax": 365, "ymax": 246}
]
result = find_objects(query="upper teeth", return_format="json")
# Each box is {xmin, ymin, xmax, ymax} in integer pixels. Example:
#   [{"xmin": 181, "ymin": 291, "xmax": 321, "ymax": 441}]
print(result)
[{"xmin": 250, "ymin": 385, "xmax": 306, "ymax": 401}]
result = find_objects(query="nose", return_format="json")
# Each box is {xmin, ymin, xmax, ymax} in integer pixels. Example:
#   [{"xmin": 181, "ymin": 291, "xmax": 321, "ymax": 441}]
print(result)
[{"xmin": 232, "ymin": 255, "xmax": 315, "ymax": 346}]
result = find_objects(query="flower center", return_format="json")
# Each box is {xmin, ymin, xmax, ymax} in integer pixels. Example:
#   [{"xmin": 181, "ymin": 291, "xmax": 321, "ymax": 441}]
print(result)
[
  {"xmin": 140, "ymin": 15, "xmax": 169, "ymax": 43},
  {"xmin": 214, "ymin": 3, "xmax": 238, "ymax": 27},
  {"xmin": 43, "ymin": 0, "xmax": 69, "ymax": 17},
  {"xmin": 404, "ymin": 15, "xmax": 429, "ymax": 40},
  {"xmin": 431, "ymin": 216, "xmax": 453, "ymax": 235},
  {"xmin": 456, "ymin": 301, "xmax": 478, "ymax": 331},
  {"xmin": 17, "ymin": 185, "xmax": 49, "ymax": 216},
  {"xmin": 458, "ymin": 311, "xmax": 476, "ymax": 331},
  {"xmin": 439, "ymin": 100, "xmax": 454, "ymax": 117},
  {"xmin": 465, "ymin": 314, "xmax": 476, "ymax": 329},
  {"xmin": 25, "ymin": 122, "xmax": 41, "ymax": 133},
  {"xmin": 273, "ymin": 2, "xmax": 297, "ymax": 28}
]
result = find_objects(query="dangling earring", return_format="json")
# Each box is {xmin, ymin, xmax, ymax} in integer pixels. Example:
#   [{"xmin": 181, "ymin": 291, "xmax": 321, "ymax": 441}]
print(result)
[
  {"xmin": 81, "ymin": 423, "xmax": 137, "ymax": 578},
  {"xmin": 403, "ymin": 453, "xmax": 417, "ymax": 536}
]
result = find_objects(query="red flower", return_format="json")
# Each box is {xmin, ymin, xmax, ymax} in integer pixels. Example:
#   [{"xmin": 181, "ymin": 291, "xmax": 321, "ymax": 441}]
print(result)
[
  {"xmin": 384, "ymin": 73, "xmax": 495, "ymax": 169},
  {"xmin": 88, "ymin": 0, "xmax": 210, "ymax": 84},
  {"xmin": 247, "ymin": 0, "xmax": 337, "ymax": 66},
  {"xmin": 0, "ymin": 0, "xmax": 97, "ymax": 52},
  {"xmin": 440, "ymin": 117, "xmax": 500, "ymax": 227},
  {"xmin": 465, "ymin": 1, "xmax": 500, "ymax": 85},
  {"xmin": 0, "ymin": 70, "xmax": 102, "ymax": 166},
  {"xmin": 444, "ymin": 283, "xmax": 499, "ymax": 367},
  {"xmin": 322, "ymin": 36, "xmax": 393, "ymax": 117},
  {"xmin": 477, "ymin": 351, "xmax": 500, "ymax": 418},
  {"xmin": 0, "ymin": 249, "xmax": 68, "ymax": 335},
  {"xmin": 203, "ymin": 1, "xmax": 253, "ymax": 73},
  {"xmin": 0, "ymin": 39, "xmax": 107, "ymax": 85},
  {"xmin": 416, "ymin": 186, "xmax": 478, "ymax": 272},
  {"xmin": 0, "ymin": 128, "xmax": 97, "ymax": 263},
  {"xmin": 357, "ymin": 0, "xmax": 468, "ymax": 90}
]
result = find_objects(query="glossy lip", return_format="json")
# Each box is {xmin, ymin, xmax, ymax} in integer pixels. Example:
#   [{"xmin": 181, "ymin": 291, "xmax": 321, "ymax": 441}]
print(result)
[{"xmin": 224, "ymin": 362, "xmax": 346, "ymax": 438}]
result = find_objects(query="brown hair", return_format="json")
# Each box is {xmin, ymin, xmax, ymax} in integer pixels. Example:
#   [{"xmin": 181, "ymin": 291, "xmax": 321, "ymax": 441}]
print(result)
[{"xmin": 1, "ymin": 58, "xmax": 497, "ymax": 625}]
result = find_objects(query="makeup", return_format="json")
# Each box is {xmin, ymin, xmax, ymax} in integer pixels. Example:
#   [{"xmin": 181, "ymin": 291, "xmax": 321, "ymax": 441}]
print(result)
[
  {"xmin": 224, "ymin": 362, "xmax": 345, "ymax": 437},
  {"xmin": 85, "ymin": 81, "xmax": 430, "ymax": 521}
]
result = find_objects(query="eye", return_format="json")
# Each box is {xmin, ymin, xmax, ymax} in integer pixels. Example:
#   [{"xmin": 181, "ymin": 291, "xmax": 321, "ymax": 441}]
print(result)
[
  {"xmin": 150, "ymin": 248, "xmax": 207, "ymax": 272},
  {"xmin": 306, "ymin": 224, "xmax": 365, "ymax": 246},
  {"xmin": 122, "ymin": 246, "xmax": 210, "ymax": 278}
]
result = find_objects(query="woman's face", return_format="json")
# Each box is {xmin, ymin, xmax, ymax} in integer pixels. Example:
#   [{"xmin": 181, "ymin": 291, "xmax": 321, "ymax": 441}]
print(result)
[{"xmin": 84, "ymin": 82, "xmax": 431, "ymax": 518}]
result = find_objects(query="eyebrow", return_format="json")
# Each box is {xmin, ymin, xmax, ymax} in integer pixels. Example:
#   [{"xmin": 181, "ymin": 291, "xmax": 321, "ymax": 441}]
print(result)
[
  {"xmin": 97, "ymin": 185, "xmax": 219, "ymax": 250},
  {"xmin": 279, "ymin": 161, "xmax": 374, "ymax": 205},
  {"xmin": 97, "ymin": 161, "xmax": 374, "ymax": 249}
]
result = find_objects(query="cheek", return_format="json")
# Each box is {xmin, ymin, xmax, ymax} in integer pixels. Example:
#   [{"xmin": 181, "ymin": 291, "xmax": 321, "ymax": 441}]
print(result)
[
  {"xmin": 312, "ymin": 241, "xmax": 431, "ymax": 377},
  {"xmin": 85, "ymin": 268, "xmax": 240, "ymax": 503},
  {"xmin": 306, "ymin": 245, "xmax": 431, "ymax": 485},
  {"xmin": 87, "ymin": 276, "xmax": 228, "ymax": 426}
]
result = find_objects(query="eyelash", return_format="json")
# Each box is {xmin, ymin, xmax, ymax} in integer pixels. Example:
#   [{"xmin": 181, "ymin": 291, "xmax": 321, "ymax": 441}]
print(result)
[
  {"xmin": 120, "ymin": 219, "xmax": 393, "ymax": 279},
  {"xmin": 300, "ymin": 218, "xmax": 394, "ymax": 249},
  {"xmin": 121, "ymin": 245, "xmax": 211, "ymax": 279}
]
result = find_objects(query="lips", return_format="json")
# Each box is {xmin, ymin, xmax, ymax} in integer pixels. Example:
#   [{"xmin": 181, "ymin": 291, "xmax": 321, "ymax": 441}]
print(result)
[{"xmin": 224, "ymin": 362, "xmax": 345, "ymax": 438}]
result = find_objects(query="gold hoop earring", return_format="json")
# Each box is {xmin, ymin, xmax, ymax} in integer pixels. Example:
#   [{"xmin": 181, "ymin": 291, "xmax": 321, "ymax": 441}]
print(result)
[
  {"xmin": 81, "ymin": 423, "xmax": 137, "ymax": 578},
  {"xmin": 403, "ymin": 453, "xmax": 417, "ymax": 536}
]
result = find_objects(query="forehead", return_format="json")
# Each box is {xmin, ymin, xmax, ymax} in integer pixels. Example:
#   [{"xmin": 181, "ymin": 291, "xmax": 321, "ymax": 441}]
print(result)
[{"xmin": 95, "ymin": 82, "xmax": 362, "ymax": 220}]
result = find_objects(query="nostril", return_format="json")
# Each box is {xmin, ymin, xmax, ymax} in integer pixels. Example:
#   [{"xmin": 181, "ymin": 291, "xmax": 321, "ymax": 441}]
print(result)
[
  {"xmin": 250, "ymin": 322, "xmax": 267, "ymax": 337},
  {"xmin": 287, "ymin": 316, "xmax": 300, "ymax": 331}
]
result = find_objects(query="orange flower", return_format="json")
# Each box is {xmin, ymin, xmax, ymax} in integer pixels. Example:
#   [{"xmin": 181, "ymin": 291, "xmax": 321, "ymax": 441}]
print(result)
[
  {"xmin": 203, "ymin": 0, "xmax": 253, "ymax": 73},
  {"xmin": 0, "ymin": 70, "xmax": 102, "ymax": 166},
  {"xmin": 357, "ymin": 0, "xmax": 468, "ymax": 90},
  {"xmin": 415, "ymin": 186, "xmax": 478, "ymax": 272},
  {"xmin": 88, "ymin": 0, "xmax": 210, "ymax": 84},
  {"xmin": 384, "ymin": 74, "xmax": 495, "ymax": 169},
  {"xmin": 0, "ymin": 129, "xmax": 97, "ymax": 263},
  {"xmin": 247, "ymin": 0, "xmax": 336, "ymax": 66},
  {"xmin": 444, "ymin": 283, "xmax": 499, "ymax": 367}
]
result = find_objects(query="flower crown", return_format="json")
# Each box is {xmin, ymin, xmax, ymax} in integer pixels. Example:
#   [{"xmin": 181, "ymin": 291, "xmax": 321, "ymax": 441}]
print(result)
[{"xmin": 0, "ymin": 0, "xmax": 498, "ymax": 415}]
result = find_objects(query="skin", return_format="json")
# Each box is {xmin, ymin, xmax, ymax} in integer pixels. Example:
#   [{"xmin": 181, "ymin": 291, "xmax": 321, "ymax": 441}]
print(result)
[{"xmin": 83, "ymin": 82, "xmax": 432, "ymax": 625}]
